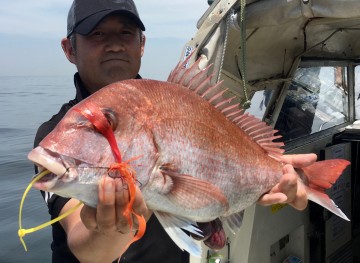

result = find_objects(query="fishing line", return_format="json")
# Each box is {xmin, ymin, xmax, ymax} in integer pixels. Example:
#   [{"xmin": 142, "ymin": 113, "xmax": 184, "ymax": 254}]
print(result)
[{"xmin": 18, "ymin": 170, "xmax": 82, "ymax": 251}]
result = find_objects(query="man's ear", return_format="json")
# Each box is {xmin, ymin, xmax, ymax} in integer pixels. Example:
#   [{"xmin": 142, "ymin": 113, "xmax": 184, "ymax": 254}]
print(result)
[
  {"xmin": 61, "ymin": 37, "xmax": 76, "ymax": 64},
  {"xmin": 141, "ymin": 34, "xmax": 146, "ymax": 57}
]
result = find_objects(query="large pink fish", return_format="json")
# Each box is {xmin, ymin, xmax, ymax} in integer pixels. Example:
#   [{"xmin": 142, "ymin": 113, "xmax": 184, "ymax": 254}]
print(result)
[{"xmin": 28, "ymin": 56, "xmax": 350, "ymax": 256}]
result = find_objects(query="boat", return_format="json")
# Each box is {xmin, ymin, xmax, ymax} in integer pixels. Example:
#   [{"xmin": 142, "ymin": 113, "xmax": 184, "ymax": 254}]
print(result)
[{"xmin": 181, "ymin": 1, "xmax": 360, "ymax": 262}]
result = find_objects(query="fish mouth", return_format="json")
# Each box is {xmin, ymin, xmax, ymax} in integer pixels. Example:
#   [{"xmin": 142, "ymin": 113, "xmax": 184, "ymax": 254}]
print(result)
[
  {"xmin": 28, "ymin": 146, "xmax": 90, "ymax": 190},
  {"xmin": 31, "ymin": 169, "xmax": 59, "ymax": 190},
  {"xmin": 29, "ymin": 147, "xmax": 67, "ymax": 177}
]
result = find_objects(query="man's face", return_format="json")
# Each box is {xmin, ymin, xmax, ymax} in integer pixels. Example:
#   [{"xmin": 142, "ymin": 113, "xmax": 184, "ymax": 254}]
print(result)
[{"xmin": 72, "ymin": 15, "xmax": 145, "ymax": 93}]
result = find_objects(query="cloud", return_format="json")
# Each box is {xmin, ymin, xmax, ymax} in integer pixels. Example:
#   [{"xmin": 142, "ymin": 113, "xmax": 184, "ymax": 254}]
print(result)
[{"xmin": 0, "ymin": 0, "xmax": 209, "ymax": 39}]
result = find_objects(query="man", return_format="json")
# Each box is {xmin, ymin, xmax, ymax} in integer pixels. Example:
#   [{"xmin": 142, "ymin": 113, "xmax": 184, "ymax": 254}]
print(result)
[{"xmin": 34, "ymin": 0, "xmax": 316, "ymax": 262}]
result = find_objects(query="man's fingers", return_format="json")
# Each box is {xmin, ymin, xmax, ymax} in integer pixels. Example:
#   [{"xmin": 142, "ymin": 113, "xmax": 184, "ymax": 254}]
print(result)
[
  {"xmin": 114, "ymin": 179, "xmax": 149, "ymax": 233},
  {"xmin": 81, "ymin": 175, "xmax": 149, "ymax": 234},
  {"xmin": 289, "ymin": 192, "xmax": 307, "ymax": 210},
  {"xmin": 282, "ymin": 164, "xmax": 308, "ymax": 210},
  {"xmin": 257, "ymin": 163, "xmax": 309, "ymax": 210},
  {"xmin": 282, "ymin": 153, "xmax": 317, "ymax": 168},
  {"xmin": 278, "ymin": 165, "xmax": 298, "ymax": 202},
  {"xmin": 289, "ymin": 181, "xmax": 308, "ymax": 211},
  {"xmin": 131, "ymin": 186, "xmax": 148, "ymax": 216},
  {"xmin": 279, "ymin": 165, "xmax": 297, "ymax": 191},
  {"xmin": 81, "ymin": 205, "xmax": 98, "ymax": 230},
  {"xmin": 257, "ymin": 192, "xmax": 287, "ymax": 206},
  {"xmin": 96, "ymin": 176, "xmax": 117, "ymax": 233},
  {"xmin": 282, "ymin": 163, "xmax": 296, "ymax": 174},
  {"xmin": 98, "ymin": 176, "xmax": 116, "ymax": 205},
  {"xmin": 114, "ymin": 179, "xmax": 130, "ymax": 207},
  {"xmin": 114, "ymin": 179, "xmax": 132, "ymax": 233}
]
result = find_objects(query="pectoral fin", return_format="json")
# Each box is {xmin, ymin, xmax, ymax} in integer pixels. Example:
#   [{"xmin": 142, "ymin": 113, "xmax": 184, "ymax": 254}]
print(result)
[{"xmin": 159, "ymin": 168, "xmax": 229, "ymax": 211}]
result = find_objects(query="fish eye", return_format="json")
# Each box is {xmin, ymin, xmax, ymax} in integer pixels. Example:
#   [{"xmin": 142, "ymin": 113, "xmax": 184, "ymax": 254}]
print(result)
[
  {"xmin": 76, "ymin": 118, "xmax": 96, "ymax": 130},
  {"xmin": 77, "ymin": 120, "xmax": 88, "ymax": 127},
  {"xmin": 103, "ymin": 108, "xmax": 118, "ymax": 131}
]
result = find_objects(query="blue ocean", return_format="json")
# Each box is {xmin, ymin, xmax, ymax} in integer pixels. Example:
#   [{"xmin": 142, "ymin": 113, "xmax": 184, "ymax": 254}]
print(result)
[{"xmin": 0, "ymin": 76, "xmax": 74, "ymax": 262}]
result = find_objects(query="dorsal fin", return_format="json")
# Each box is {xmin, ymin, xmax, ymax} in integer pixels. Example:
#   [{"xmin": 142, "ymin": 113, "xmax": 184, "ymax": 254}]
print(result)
[{"xmin": 167, "ymin": 53, "xmax": 285, "ymax": 158}]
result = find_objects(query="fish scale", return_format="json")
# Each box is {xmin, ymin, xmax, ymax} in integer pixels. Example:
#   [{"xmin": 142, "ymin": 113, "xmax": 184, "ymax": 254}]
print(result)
[{"xmin": 149, "ymin": 113, "xmax": 280, "ymax": 206}]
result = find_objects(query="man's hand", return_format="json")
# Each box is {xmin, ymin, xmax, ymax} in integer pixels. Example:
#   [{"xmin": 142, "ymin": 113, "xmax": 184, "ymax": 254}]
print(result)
[
  {"xmin": 81, "ymin": 175, "xmax": 150, "ymax": 235},
  {"xmin": 257, "ymin": 153, "xmax": 317, "ymax": 210},
  {"xmin": 61, "ymin": 175, "xmax": 150, "ymax": 262}
]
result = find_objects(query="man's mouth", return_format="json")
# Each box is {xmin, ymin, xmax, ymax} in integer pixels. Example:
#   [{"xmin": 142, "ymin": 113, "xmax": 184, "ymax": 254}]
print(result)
[{"xmin": 102, "ymin": 57, "xmax": 129, "ymax": 64}]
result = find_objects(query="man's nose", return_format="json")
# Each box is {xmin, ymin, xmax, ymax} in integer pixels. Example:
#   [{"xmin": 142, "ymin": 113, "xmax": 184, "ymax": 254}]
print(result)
[{"xmin": 104, "ymin": 34, "xmax": 126, "ymax": 52}]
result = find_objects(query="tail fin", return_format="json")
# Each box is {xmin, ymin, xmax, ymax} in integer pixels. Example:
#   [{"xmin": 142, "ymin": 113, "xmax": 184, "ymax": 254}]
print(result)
[{"xmin": 300, "ymin": 159, "xmax": 351, "ymax": 221}]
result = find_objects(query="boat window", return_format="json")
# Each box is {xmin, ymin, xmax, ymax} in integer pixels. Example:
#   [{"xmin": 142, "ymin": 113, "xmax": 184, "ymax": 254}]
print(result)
[
  {"xmin": 247, "ymin": 89, "xmax": 273, "ymax": 120},
  {"xmin": 275, "ymin": 66, "xmax": 348, "ymax": 142},
  {"xmin": 355, "ymin": 65, "xmax": 360, "ymax": 119}
]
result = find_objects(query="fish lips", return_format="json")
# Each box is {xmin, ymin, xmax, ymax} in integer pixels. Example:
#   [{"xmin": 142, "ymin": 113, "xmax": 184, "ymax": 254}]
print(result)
[
  {"xmin": 28, "ymin": 147, "xmax": 67, "ymax": 176},
  {"xmin": 28, "ymin": 147, "xmax": 68, "ymax": 190}
]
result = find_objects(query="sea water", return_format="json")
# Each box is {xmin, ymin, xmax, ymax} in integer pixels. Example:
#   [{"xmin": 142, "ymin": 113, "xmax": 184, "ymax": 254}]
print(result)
[{"xmin": 0, "ymin": 76, "xmax": 73, "ymax": 262}]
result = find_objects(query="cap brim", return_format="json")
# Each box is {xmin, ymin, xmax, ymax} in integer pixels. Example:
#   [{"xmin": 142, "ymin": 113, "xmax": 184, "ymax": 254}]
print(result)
[{"xmin": 74, "ymin": 9, "xmax": 145, "ymax": 36}]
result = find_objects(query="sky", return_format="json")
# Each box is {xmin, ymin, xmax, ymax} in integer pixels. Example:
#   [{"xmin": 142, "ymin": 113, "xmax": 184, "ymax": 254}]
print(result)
[{"xmin": 0, "ymin": 0, "xmax": 210, "ymax": 80}]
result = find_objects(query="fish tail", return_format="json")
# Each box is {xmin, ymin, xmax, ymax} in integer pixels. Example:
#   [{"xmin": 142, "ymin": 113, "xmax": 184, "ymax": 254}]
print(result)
[{"xmin": 299, "ymin": 159, "xmax": 350, "ymax": 221}]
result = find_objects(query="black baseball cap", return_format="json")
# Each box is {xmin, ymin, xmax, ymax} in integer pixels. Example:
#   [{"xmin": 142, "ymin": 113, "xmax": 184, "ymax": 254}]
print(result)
[{"xmin": 67, "ymin": 0, "xmax": 145, "ymax": 38}]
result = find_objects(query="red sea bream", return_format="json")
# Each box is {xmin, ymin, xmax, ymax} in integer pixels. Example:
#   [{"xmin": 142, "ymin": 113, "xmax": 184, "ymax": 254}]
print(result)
[{"xmin": 28, "ymin": 56, "xmax": 350, "ymax": 256}]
